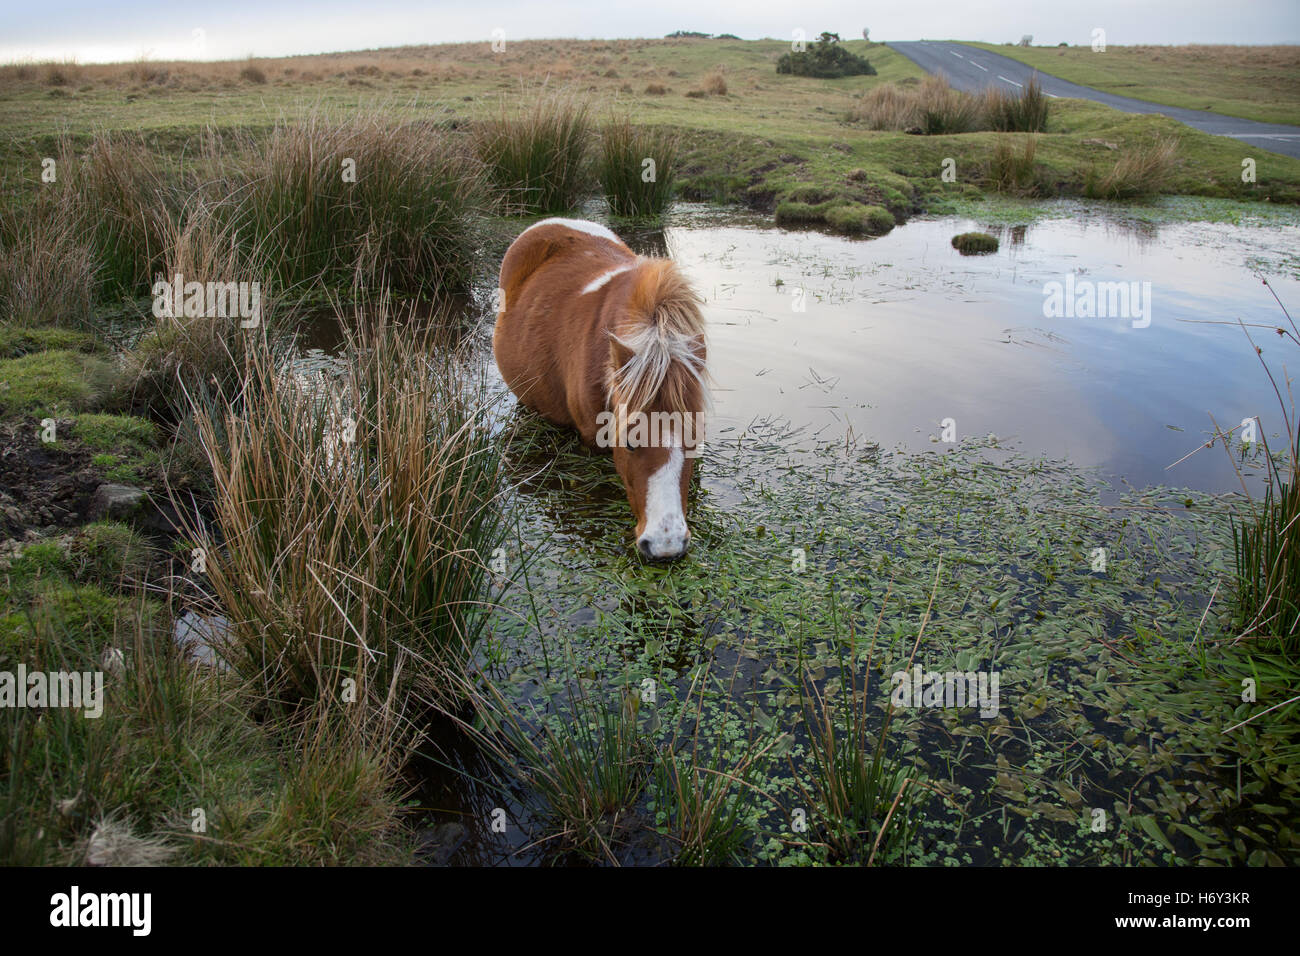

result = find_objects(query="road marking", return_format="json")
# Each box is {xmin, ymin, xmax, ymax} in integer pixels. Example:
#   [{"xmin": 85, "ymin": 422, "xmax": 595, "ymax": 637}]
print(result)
[
  {"xmin": 972, "ymin": 61, "xmax": 988, "ymax": 71},
  {"xmin": 949, "ymin": 50, "xmax": 964, "ymax": 58},
  {"xmin": 997, "ymin": 75, "xmax": 1023, "ymax": 88}
]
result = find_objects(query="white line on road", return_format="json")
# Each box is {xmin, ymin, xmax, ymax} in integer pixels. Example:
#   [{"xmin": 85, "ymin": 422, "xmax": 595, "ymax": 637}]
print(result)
[
  {"xmin": 950, "ymin": 50, "xmax": 964, "ymax": 58},
  {"xmin": 997, "ymin": 75, "xmax": 1023, "ymax": 88},
  {"xmin": 972, "ymin": 61, "xmax": 988, "ymax": 71}
]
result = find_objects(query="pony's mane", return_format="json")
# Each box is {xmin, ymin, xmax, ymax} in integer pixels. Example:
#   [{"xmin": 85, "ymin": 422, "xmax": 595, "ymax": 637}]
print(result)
[{"xmin": 607, "ymin": 258, "xmax": 710, "ymax": 416}]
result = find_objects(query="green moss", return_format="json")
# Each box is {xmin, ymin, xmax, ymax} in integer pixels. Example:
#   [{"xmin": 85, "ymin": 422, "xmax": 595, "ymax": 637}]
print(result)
[
  {"xmin": 0, "ymin": 325, "xmax": 103, "ymax": 360},
  {"xmin": 72, "ymin": 413, "xmax": 160, "ymax": 485},
  {"xmin": 773, "ymin": 201, "xmax": 823, "ymax": 226},
  {"xmin": 0, "ymin": 350, "xmax": 116, "ymax": 417},
  {"xmin": 952, "ymin": 231, "xmax": 1000, "ymax": 254},
  {"xmin": 73, "ymin": 413, "xmax": 156, "ymax": 451}
]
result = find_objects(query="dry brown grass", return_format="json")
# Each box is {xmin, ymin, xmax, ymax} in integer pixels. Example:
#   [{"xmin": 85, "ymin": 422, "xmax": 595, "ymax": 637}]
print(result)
[{"xmin": 1084, "ymin": 134, "xmax": 1181, "ymax": 199}]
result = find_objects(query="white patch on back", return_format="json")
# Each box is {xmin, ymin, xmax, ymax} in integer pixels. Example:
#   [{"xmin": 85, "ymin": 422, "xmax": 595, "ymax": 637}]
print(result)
[
  {"xmin": 640, "ymin": 442, "xmax": 688, "ymax": 558},
  {"xmin": 523, "ymin": 217, "xmax": 622, "ymax": 244},
  {"xmin": 581, "ymin": 263, "xmax": 635, "ymax": 294}
]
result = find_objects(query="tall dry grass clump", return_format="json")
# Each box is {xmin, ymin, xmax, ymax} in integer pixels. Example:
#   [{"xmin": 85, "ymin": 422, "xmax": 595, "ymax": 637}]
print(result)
[
  {"xmin": 986, "ymin": 134, "xmax": 1042, "ymax": 195},
  {"xmin": 982, "ymin": 76, "xmax": 1049, "ymax": 132},
  {"xmin": 53, "ymin": 133, "xmax": 174, "ymax": 296},
  {"xmin": 474, "ymin": 90, "xmax": 593, "ymax": 214},
  {"xmin": 599, "ymin": 120, "xmax": 679, "ymax": 217},
  {"xmin": 1084, "ymin": 135, "xmax": 1180, "ymax": 199},
  {"xmin": 0, "ymin": 193, "xmax": 96, "ymax": 327},
  {"xmin": 123, "ymin": 199, "xmax": 283, "ymax": 418},
  {"xmin": 848, "ymin": 75, "xmax": 1049, "ymax": 134},
  {"xmin": 184, "ymin": 305, "xmax": 507, "ymax": 708},
  {"xmin": 220, "ymin": 110, "xmax": 487, "ymax": 297}
]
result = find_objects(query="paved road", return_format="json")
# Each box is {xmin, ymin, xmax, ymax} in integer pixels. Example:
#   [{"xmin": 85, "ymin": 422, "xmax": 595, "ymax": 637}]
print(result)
[{"xmin": 887, "ymin": 40, "xmax": 1300, "ymax": 160}]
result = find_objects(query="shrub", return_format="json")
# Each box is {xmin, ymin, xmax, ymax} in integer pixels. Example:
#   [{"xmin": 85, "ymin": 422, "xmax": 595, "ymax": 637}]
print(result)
[
  {"xmin": 777, "ymin": 32, "xmax": 876, "ymax": 78},
  {"xmin": 239, "ymin": 63, "xmax": 267, "ymax": 84}
]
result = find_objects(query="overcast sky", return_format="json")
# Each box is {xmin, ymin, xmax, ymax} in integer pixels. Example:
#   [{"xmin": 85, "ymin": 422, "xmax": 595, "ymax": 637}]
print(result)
[{"xmin": 3, "ymin": 0, "xmax": 1297, "ymax": 63}]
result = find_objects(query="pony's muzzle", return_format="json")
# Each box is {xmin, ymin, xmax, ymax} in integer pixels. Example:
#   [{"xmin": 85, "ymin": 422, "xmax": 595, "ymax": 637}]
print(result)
[{"xmin": 637, "ymin": 527, "xmax": 691, "ymax": 561}]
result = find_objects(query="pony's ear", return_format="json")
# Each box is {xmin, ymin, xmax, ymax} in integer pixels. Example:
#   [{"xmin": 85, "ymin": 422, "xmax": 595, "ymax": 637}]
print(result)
[{"xmin": 608, "ymin": 329, "xmax": 635, "ymax": 379}]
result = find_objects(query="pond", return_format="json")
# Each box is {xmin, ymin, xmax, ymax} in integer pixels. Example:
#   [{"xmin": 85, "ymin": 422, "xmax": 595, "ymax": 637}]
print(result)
[
  {"xmin": 329, "ymin": 200, "xmax": 1300, "ymax": 865},
  {"xmin": 640, "ymin": 201, "xmax": 1299, "ymax": 495}
]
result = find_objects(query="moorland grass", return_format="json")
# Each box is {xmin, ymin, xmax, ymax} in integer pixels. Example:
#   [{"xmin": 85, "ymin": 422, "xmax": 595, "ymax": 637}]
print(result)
[
  {"xmin": 184, "ymin": 305, "xmax": 507, "ymax": 708},
  {"xmin": 474, "ymin": 90, "xmax": 593, "ymax": 215},
  {"xmin": 599, "ymin": 119, "xmax": 680, "ymax": 218}
]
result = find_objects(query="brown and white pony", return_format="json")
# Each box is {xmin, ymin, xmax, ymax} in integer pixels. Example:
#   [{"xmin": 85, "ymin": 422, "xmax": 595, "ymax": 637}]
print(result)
[{"xmin": 494, "ymin": 218, "xmax": 708, "ymax": 560}]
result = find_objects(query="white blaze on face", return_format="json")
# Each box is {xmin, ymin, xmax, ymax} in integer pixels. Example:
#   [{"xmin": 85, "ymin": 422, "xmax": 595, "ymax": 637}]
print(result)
[{"xmin": 638, "ymin": 441, "xmax": 689, "ymax": 559}]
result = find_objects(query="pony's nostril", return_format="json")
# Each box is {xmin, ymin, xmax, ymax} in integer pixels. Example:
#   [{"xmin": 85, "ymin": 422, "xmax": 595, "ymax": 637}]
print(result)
[{"xmin": 637, "ymin": 537, "xmax": 653, "ymax": 557}]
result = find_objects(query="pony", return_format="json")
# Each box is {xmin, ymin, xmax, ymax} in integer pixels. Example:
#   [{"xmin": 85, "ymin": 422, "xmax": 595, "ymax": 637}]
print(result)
[{"xmin": 494, "ymin": 218, "xmax": 709, "ymax": 559}]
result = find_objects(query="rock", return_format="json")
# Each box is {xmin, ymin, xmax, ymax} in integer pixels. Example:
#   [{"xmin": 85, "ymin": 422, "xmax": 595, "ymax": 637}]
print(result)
[{"xmin": 88, "ymin": 483, "xmax": 146, "ymax": 521}]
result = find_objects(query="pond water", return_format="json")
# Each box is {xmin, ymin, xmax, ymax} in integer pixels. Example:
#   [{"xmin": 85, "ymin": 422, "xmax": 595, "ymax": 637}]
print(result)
[{"xmin": 623, "ymin": 202, "xmax": 1300, "ymax": 495}]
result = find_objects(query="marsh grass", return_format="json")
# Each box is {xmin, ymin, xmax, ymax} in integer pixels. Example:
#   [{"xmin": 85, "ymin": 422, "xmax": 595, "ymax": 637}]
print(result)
[
  {"xmin": 122, "ymin": 198, "xmax": 285, "ymax": 419},
  {"xmin": 217, "ymin": 109, "xmax": 487, "ymax": 297},
  {"xmin": 474, "ymin": 91, "xmax": 594, "ymax": 214},
  {"xmin": 982, "ymin": 77, "xmax": 1050, "ymax": 133},
  {"xmin": 466, "ymin": 676, "xmax": 650, "ymax": 863},
  {"xmin": 986, "ymin": 135, "xmax": 1042, "ymax": 196},
  {"xmin": 1084, "ymin": 135, "xmax": 1180, "ymax": 199},
  {"xmin": 183, "ymin": 302, "xmax": 507, "ymax": 708},
  {"xmin": 1227, "ymin": 286, "xmax": 1300, "ymax": 649},
  {"xmin": 0, "ymin": 578, "xmax": 412, "ymax": 865},
  {"xmin": 0, "ymin": 192, "xmax": 96, "ymax": 327},
  {"xmin": 646, "ymin": 666, "xmax": 781, "ymax": 866},
  {"xmin": 55, "ymin": 133, "xmax": 174, "ymax": 296},
  {"xmin": 848, "ymin": 75, "xmax": 1049, "ymax": 134},
  {"xmin": 793, "ymin": 587, "xmax": 930, "ymax": 865},
  {"xmin": 599, "ymin": 119, "xmax": 679, "ymax": 218}
]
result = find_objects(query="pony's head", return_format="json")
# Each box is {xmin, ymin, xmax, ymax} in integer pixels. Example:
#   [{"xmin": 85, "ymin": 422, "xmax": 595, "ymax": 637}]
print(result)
[{"xmin": 606, "ymin": 260, "xmax": 708, "ymax": 561}]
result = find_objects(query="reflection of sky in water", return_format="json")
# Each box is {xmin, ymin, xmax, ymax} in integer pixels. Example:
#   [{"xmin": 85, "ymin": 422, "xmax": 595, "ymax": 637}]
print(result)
[{"xmin": 649, "ymin": 205, "xmax": 1300, "ymax": 494}]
